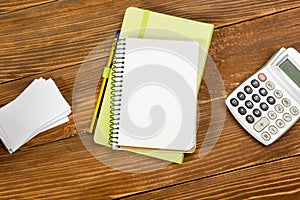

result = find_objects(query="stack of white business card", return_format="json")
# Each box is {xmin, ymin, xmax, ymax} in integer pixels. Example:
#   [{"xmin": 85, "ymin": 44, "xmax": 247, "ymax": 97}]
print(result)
[{"xmin": 0, "ymin": 78, "xmax": 71, "ymax": 153}]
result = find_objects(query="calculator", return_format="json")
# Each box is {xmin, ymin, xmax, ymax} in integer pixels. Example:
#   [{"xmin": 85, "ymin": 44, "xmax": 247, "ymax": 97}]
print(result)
[{"xmin": 225, "ymin": 47, "xmax": 300, "ymax": 145}]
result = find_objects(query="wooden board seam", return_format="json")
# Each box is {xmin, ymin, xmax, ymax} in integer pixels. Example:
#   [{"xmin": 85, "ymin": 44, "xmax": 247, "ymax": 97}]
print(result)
[
  {"xmin": 0, "ymin": 0, "xmax": 59, "ymax": 16},
  {"xmin": 119, "ymin": 154, "xmax": 300, "ymax": 199},
  {"xmin": 217, "ymin": 5, "xmax": 300, "ymax": 29}
]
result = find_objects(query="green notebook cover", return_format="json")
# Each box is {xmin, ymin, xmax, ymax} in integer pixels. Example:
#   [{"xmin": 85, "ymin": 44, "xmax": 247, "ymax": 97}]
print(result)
[{"xmin": 92, "ymin": 7, "xmax": 214, "ymax": 164}]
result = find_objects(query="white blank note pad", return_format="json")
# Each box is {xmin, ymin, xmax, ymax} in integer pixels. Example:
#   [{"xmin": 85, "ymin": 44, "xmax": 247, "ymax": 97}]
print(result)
[
  {"xmin": 111, "ymin": 38, "xmax": 199, "ymax": 152},
  {"xmin": 0, "ymin": 78, "xmax": 71, "ymax": 153}
]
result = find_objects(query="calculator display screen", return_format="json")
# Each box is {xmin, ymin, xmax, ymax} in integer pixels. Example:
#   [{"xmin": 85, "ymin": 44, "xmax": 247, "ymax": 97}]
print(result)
[{"xmin": 279, "ymin": 59, "xmax": 300, "ymax": 88}]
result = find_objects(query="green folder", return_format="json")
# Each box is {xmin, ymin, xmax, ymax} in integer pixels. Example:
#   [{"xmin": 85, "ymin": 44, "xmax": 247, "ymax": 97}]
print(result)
[{"xmin": 92, "ymin": 7, "xmax": 214, "ymax": 164}]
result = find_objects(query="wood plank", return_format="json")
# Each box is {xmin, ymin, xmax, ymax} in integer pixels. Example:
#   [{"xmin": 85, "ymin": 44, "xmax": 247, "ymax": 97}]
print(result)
[
  {"xmin": 148, "ymin": 0, "xmax": 300, "ymax": 27},
  {"xmin": 1, "ymin": 3, "xmax": 300, "ymax": 199},
  {"xmin": 1, "ymin": 4, "xmax": 300, "ymax": 102},
  {"xmin": 0, "ymin": 6, "xmax": 300, "ymax": 152},
  {"xmin": 0, "ymin": 0, "xmax": 299, "ymax": 83},
  {"xmin": 0, "ymin": 96, "xmax": 299, "ymax": 198},
  {"xmin": 0, "ymin": 0, "xmax": 56, "ymax": 15},
  {"xmin": 0, "ymin": 115, "xmax": 299, "ymax": 199},
  {"xmin": 1, "ymin": 90, "xmax": 298, "ymax": 198},
  {"xmin": 123, "ymin": 156, "xmax": 300, "ymax": 199},
  {"xmin": 200, "ymin": 6, "xmax": 300, "ymax": 102}
]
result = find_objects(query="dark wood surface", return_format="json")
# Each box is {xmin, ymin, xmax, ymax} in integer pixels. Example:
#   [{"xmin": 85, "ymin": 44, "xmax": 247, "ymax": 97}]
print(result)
[{"xmin": 0, "ymin": 1, "xmax": 299, "ymax": 199}]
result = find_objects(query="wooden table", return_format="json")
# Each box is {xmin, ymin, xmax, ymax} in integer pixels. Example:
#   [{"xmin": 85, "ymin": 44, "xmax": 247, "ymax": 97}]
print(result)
[{"xmin": 0, "ymin": 0, "xmax": 299, "ymax": 199}]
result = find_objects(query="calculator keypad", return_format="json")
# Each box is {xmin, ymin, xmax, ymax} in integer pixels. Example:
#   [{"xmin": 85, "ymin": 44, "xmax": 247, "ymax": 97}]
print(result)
[
  {"xmin": 246, "ymin": 115, "xmax": 255, "ymax": 124},
  {"xmin": 282, "ymin": 98, "xmax": 291, "ymax": 107},
  {"xmin": 237, "ymin": 92, "xmax": 246, "ymax": 100},
  {"xmin": 261, "ymin": 132, "xmax": 271, "ymax": 141},
  {"xmin": 260, "ymin": 102, "xmax": 269, "ymax": 111},
  {"xmin": 238, "ymin": 106, "xmax": 247, "ymax": 115},
  {"xmin": 258, "ymin": 73, "xmax": 267, "ymax": 82},
  {"xmin": 266, "ymin": 81, "xmax": 275, "ymax": 90},
  {"xmin": 290, "ymin": 106, "xmax": 299, "ymax": 115},
  {"xmin": 251, "ymin": 79, "xmax": 260, "ymax": 88},
  {"xmin": 245, "ymin": 100, "xmax": 254, "ymax": 109},
  {"xmin": 230, "ymin": 98, "xmax": 239, "ymax": 107},
  {"xmin": 268, "ymin": 126, "xmax": 277, "ymax": 134},
  {"xmin": 283, "ymin": 113, "xmax": 292, "ymax": 122},
  {"xmin": 275, "ymin": 104, "xmax": 284, "ymax": 113},
  {"xmin": 226, "ymin": 71, "xmax": 300, "ymax": 145},
  {"xmin": 268, "ymin": 111, "xmax": 277, "ymax": 120},
  {"xmin": 252, "ymin": 94, "xmax": 261, "ymax": 103},
  {"xmin": 267, "ymin": 96, "xmax": 276, "ymax": 105},
  {"xmin": 254, "ymin": 117, "xmax": 269, "ymax": 132},
  {"xmin": 276, "ymin": 119, "xmax": 285, "ymax": 128},
  {"xmin": 274, "ymin": 90, "xmax": 283, "ymax": 99},
  {"xmin": 244, "ymin": 86, "xmax": 253, "ymax": 94},
  {"xmin": 259, "ymin": 88, "xmax": 268, "ymax": 96},
  {"xmin": 253, "ymin": 109, "xmax": 261, "ymax": 117}
]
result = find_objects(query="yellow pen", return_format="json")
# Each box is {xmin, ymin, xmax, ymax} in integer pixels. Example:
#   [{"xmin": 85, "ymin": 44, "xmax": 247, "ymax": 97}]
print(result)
[{"xmin": 89, "ymin": 30, "xmax": 120, "ymax": 133}]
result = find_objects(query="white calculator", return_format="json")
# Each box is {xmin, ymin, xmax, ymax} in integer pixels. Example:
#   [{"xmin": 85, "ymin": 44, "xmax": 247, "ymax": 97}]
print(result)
[{"xmin": 225, "ymin": 47, "xmax": 300, "ymax": 145}]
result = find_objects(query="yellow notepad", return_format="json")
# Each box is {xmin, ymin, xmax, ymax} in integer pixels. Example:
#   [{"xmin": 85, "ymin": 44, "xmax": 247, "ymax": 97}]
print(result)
[
  {"xmin": 91, "ymin": 7, "xmax": 214, "ymax": 164},
  {"xmin": 121, "ymin": 7, "xmax": 214, "ymax": 89}
]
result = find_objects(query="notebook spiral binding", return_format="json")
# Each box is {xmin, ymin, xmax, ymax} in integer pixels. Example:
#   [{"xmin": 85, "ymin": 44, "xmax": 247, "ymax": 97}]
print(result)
[{"xmin": 109, "ymin": 38, "xmax": 126, "ymax": 145}]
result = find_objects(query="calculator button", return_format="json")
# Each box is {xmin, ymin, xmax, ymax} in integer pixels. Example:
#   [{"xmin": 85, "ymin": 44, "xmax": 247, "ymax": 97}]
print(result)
[
  {"xmin": 251, "ymin": 79, "xmax": 260, "ymax": 88},
  {"xmin": 274, "ymin": 90, "xmax": 283, "ymax": 99},
  {"xmin": 290, "ymin": 106, "xmax": 299, "ymax": 116},
  {"xmin": 267, "ymin": 96, "xmax": 276, "ymax": 105},
  {"xmin": 230, "ymin": 98, "xmax": 239, "ymax": 107},
  {"xmin": 260, "ymin": 102, "xmax": 269, "ymax": 111},
  {"xmin": 238, "ymin": 106, "xmax": 247, "ymax": 115},
  {"xmin": 276, "ymin": 119, "xmax": 285, "ymax": 128},
  {"xmin": 259, "ymin": 88, "xmax": 268, "ymax": 96},
  {"xmin": 268, "ymin": 126, "xmax": 278, "ymax": 135},
  {"xmin": 282, "ymin": 98, "xmax": 291, "ymax": 107},
  {"xmin": 283, "ymin": 113, "xmax": 292, "ymax": 122},
  {"xmin": 268, "ymin": 111, "xmax": 277, "ymax": 120},
  {"xmin": 275, "ymin": 104, "xmax": 284, "ymax": 113},
  {"xmin": 246, "ymin": 115, "xmax": 255, "ymax": 124},
  {"xmin": 254, "ymin": 117, "xmax": 270, "ymax": 132},
  {"xmin": 258, "ymin": 73, "xmax": 267, "ymax": 82},
  {"xmin": 266, "ymin": 81, "xmax": 275, "ymax": 90},
  {"xmin": 261, "ymin": 132, "xmax": 271, "ymax": 141},
  {"xmin": 245, "ymin": 100, "xmax": 254, "ymax": 109},
  {"xmin": 244, "ymin": 86, "xmax": 253, "ymax": 94},
  {"xmin": 252, "ymin": 94, "xmax": 261, "ymax": 103},
  {"xmin": 253, "ymin": 109, "xmax": 262, "ymax": 117},
  {"xmin": 237, "ymin": 92, "xmax": 246, "ymax": 100}
]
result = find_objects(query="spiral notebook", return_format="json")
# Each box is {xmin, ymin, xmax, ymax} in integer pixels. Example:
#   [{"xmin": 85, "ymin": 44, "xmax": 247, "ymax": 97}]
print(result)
[
  {"xmin": 92, "ymin": 7, "xmax": 214, "ymax": 163},
  {"xmin": 109, "ymin": 37, "xmax": 199, "ymax": 152}
]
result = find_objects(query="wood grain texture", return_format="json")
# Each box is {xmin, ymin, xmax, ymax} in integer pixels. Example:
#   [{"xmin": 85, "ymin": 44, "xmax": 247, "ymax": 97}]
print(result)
[
  {"xmin": 0, "ymin": 99, "xmax": 299, "ymax": 199},
  {"xmin": 2, "ymin": 1, "xmax": 300, "ymax": 151},
  {"xmin": 200, "ymin": 6, "xmax": 300, "ymax": 103},
  {"xmin": 0, "ymin": 104, "xmax": 298, "ymax": 199},
  {"xmin": 0, "ymin": 0, "xmax": 299, "ymax": 83},
  {"xmin": 0, "ymin": 130, "xmax": 299, "ymax": 199},
  {"xmin": 0, "ymin": 0, "xmax": 300, "ymax": 199},
  {"xmin": 0, "ymin": 0, "xmax": 57, "ymax": 15},
  {"xmin": 123, "ymin": 156, "xmax": 300, "ymax": 199}
]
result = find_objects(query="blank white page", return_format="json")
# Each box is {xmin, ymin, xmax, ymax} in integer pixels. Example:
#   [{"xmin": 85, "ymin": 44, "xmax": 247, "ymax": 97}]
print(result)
[{"xmin": 114, "ymin": 38, "xmax": 199, "ymax": 152}]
